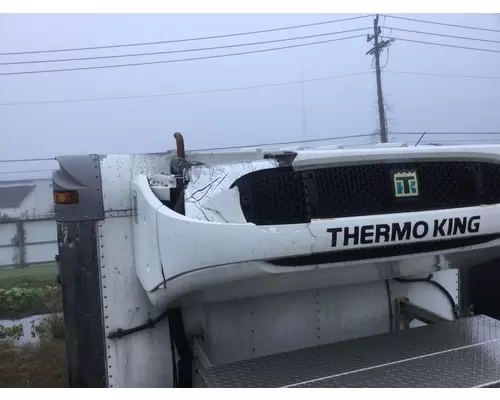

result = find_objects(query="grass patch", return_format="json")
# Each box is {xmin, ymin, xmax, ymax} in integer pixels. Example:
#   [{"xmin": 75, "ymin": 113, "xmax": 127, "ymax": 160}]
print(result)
[
  {"xmin": 0, "ymin": 263, "xmax": 57, "ymax": 289},
  {"xmin": 0, "ymin": 339, "xmax": 67, "ymax": 388}
]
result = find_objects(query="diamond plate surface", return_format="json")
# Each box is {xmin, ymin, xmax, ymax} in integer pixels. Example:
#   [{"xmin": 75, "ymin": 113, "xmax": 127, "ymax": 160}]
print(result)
[
  {"xmin": 198, "ymin": 315, "xmax": 500, "ymax": 388},
  {"xmin": 297, "ymin": 341, "xmax": 500, "ymax": 388}
]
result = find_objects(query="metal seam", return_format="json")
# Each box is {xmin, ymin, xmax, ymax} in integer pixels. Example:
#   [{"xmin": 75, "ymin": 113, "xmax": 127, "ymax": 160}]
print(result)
[{"xmin": 98, "ymin": 221, "xmax": 113, "ymax": 388}]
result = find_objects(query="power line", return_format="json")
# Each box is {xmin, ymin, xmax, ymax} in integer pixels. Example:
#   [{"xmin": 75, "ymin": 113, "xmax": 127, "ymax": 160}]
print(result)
[
  {"xmin": 0, "ymin": 27, "xmax": 371, "ymax": 66},
  {"xmin": 381, "ymin": 14, "xmax": 500, "ymax": 34},
  {"xmin": 0, "ymin": 71, "xmax": 374, "ymax": 106},
  {"xmin": 0, "ymin": 15, "xmax": 373, "ymax": 56},
  {"xmin": 393, "ymin": 132, "xmax": 500, "ymax": 136},
  {"xmin": 0, "ymin": 34, "xmax": 366, "ymax": 76},
  {"xmin": 382, "ymin": 36, "xmax": 500, "ymax": 54},
  {"xmin": 0, "ymin": 157, "xmax": 54, "ymax": 163},
  {"xmin": 383, "ymin": 26, "xmax": 500, "ymax": 45},
  {"xmin": 421, "ymin": 138, "xmax": 500, "ymax": 143},
  {"xmin": 0, "ymin": 134, "xmax": 376, "ymax": 164},
  {"xmin": 176, "ymin": 133, "xmax": 500, "ymax": 152},
  {"xmin": 0, "ymin": 169, "xmax": 54, "ymax": 174},
  {"xmin": 3, "ymin": 133, "xmax": 500, "ymax": 164},
  {"xmin": 380, "ymin": 47, "xmax": 390, "ymax": 69},
  {"xmin": 383, "ymin": 70, "xmax": 500, "ymax": 80},
  {"xmin": 418, "ymin": 140, "xmax": 500, "ymax": 146},
  {"xmin": 2, "ymin": 69, "xmax": 499, "ymax": 107},
  {"xmin": 193, "ymin": 133, "xmax": 374, "ymax": 152}
]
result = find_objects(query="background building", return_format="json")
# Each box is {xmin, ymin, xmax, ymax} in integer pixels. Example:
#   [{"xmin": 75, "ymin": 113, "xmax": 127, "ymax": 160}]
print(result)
[
  {"xmin": 0, "ymin": 178, "xmax": 54, "ymax": 220},
  {"xmin": 0, "ymin": 178, "xmax": 56, "ymax": 267}
]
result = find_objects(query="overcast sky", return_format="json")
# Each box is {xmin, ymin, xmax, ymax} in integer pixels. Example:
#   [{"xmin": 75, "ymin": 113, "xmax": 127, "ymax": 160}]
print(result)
[{"xmin": 0, "ymin": 13, "xmax": 499, "ymax": 178}]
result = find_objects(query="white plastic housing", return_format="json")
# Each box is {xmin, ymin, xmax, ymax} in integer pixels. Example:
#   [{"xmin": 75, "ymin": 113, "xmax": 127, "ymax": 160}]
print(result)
[{"xmin": 128, "ymin": 144, "xmax": 500, "ymax": 308}]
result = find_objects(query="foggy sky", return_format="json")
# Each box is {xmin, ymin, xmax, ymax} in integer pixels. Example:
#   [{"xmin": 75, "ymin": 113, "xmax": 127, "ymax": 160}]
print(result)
[{"xmin": 0, "ymin": 13, "xmax": 499, "ymax": 175}]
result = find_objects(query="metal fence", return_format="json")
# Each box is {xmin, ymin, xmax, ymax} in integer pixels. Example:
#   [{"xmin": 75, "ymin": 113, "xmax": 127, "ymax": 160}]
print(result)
[{"xmin": 0, "ymin": 215, "xmax": 57, "ymax": 268}]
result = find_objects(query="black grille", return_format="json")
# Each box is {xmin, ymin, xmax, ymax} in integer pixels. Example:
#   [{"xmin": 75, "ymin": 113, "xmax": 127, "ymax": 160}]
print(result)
[{"xmin": 231, "ymin": 161, "xmax": 500, "ymax": 225}]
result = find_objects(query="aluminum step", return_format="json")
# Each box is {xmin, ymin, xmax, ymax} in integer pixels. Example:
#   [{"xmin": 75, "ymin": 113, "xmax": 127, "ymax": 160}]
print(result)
[{"xmin": 198, "ymin": 315, "xmax": 500, "ymax": 388}]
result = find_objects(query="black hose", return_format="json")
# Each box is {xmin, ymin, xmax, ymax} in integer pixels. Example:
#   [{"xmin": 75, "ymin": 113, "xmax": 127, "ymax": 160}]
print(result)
[
  {"xmin": 385, "ymin": 279, "xmax": 394, "ymax": 332},
  {"xmin": 107, "ymin": 307, "xmax": 190, "ymax": 387},
  {"xmin": 393, "ymin": 273, "xmax": 460, "ymax": 319},
  {"xmin": 107, "ymin": 309, "xmax": 169, "ymax": 339},
  {"xmin": 167, "ymin": 308, "xmax": 193, "ymax": 388},
  {"xmin": 167, "ymin": 311, "xmax": 178, "ymax": 388}
]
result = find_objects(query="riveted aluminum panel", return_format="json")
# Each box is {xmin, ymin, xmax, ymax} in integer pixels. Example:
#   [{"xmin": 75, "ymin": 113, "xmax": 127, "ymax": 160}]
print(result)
[{"xmin": 52, "ymin": 154, "xmax": 104, "ymax": 222}]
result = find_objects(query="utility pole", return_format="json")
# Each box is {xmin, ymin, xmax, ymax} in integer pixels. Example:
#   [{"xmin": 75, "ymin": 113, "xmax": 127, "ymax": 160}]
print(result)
[{"xmin": 366, "ymin": 14, "xmax": 392, "ymax": 143}]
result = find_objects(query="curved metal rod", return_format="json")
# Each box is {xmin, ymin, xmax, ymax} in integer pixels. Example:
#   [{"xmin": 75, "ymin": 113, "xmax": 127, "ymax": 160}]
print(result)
[{"xmin": 174, "ymin": 132, "xmax": 185, "ymax": 159}]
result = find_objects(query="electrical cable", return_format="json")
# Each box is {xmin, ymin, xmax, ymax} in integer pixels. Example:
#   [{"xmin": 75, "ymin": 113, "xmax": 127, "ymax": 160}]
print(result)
[
  {"xmin": 381, "ymin": 47, "xmax": 390, "ymax": 68},
  {"xmin": 0, "ymin": 14, "xmax": 373, "ymax": 56},
  {"xmin": 2, "ymin": 69, "xmax": 499, "ymax": 108},
  {"xmin": 107, "ymin": 308, "xmax": 169, "ymax": 339},
  {"xmin": 380, "ymin": 14, "xmax": 500, "ymax": 34},
  {"xmin": 393, "ymin": 131, "xmax": 500, "ymax": 136},
  {"xmin": 193, "ymin": 133, "xmax": 374, "ymax": 152},
  {"xmin": 393, "ymin": 274, "xmax": 460, "ymax": 319},
  {"xmin": 0, "ymin": 169, "xmax": 54, "ymax": 174},
  {"xmin": 383, "ymin": 70, "xmax": 500, "ymax": 80},
  {"xmin": 0, "ymin": 71, "xmax": 374, "ymax": 107},
  {"xmin": 0, "ymin": 157, "xmax": 54, "ymax": 163},
  {"xmin": 4, "ymin": 133, "xmax": 500, "ymax": 165},
  {"xmin": 414, "ymin": 132, "xmax": 426, "ymax": 147},
  {"xmin": 383, "ymin": 26, "xmax": 500, "ymax": 45},
  {"xmin": 377, "ymin": 26, "xmax": 390, "ymax": 70},
  {"xmin": 382, "ymin": 36, "xmax": 500, "ymax": 54},
  {"xmin": 0, "ymin": 27, "xmax": 372, "ymax": 66},
  {"xmin": 0, "ymin": 34, "xmax": 367, "ymax": 76},
  {"xmin": 0, "ymin": 133, "xmax": 373, "ymax": 168},
  {"xmin": 421, "ymin": 138, "xmax": 500, "ymax": 142},
  {"xmin": 106, "ymin": 308, "xmax": 189, "ymax": 387}
]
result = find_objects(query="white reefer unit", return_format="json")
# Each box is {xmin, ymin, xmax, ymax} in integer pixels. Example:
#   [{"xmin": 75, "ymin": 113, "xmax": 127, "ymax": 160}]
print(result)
[{"xmin": 53, "ymin": 134, "xmax": 500, "ymax": 388}]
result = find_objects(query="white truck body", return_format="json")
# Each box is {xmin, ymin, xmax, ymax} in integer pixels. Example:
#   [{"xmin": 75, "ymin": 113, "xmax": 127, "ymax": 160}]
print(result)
[{"xmin": 52, "ymin": 137, "xmax": 500, "ymax": 388}]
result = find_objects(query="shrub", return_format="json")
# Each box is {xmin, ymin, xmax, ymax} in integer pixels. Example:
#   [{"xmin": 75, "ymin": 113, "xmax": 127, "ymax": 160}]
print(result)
[
  {"xmin": 0, "ymin": 324, "xmax": 24, "ymax": 341},
  {"xmin": 0, "ymin": 285, "xmax": 61, "ymax": 319},
  {"xmin": 30, "ymin": 314, "xmax": 65, "ymax": 340}
]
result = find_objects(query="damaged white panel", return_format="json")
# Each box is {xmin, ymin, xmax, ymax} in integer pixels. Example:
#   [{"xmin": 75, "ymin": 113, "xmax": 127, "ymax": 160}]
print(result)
[
  {"xmin": 184, "ymin": 159, "xmax": 278, "ymax": 222},
  {"xmin": 100, "ymin": 153, "xmax": 176, "ymax": 211}
]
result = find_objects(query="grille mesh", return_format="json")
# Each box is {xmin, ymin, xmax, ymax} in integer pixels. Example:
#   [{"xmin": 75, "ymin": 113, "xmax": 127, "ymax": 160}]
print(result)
[{"xmin": 233, "ymin": 161, "xmax": 500, "ymax": 225}]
